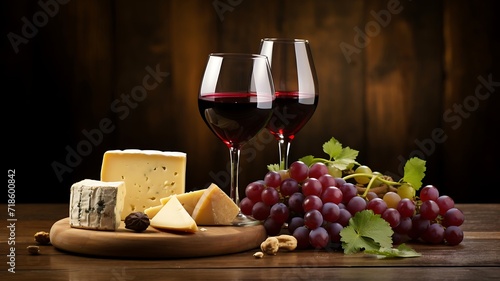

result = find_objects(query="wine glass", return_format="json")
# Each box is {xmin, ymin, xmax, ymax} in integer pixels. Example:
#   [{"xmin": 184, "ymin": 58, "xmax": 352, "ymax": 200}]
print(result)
[
  {"xmin": 259, "ymin": 38, "xmax": 319, "ymax": 169},
  {"xmin": 198, "ymin": 53, "xmax": 275, "ymax": 226}
]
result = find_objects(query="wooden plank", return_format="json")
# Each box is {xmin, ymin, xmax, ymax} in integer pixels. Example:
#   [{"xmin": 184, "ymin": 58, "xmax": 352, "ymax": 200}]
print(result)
[
  {"xmin": 363, "ymin": 0, "xmax": 444, "ymax": 181},
  {"xmin": 442, "ymin": 0, "xmax": 500, "ymax": 203}
]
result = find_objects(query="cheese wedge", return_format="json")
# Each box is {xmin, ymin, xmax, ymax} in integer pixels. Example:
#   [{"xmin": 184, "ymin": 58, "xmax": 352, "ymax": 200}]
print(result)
[
  {"xmin": 160, "ymin": 189, "xmax": 206, "ymax": 215},
  {"xmin": 100, "ymin": 149, "xmax": 186, "ymax": 219},
  {"xmin": 191, "ymin": 183, "xmax": 240, "ymax": 225},
  {"xmin": 150, "ymin": 196, "xmax": 198, "ymax": 233},
  {"xmin": 145, "ymin": 189, "xmax": 207, "ymax": 219},
  {"xmin": 143, "ymin": 204, "xmax": 163, "ymax": 219}
]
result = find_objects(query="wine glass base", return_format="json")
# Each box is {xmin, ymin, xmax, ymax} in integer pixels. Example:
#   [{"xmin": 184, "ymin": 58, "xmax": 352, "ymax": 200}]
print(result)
[{"xmin": 232, "ymin": 212, "xmax": 261, "ymax": 226}]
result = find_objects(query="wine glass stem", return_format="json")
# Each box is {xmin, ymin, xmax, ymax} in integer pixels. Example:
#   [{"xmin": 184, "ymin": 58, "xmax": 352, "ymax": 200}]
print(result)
[
  {"xmin": 278, "ymin": 138, "xmax": 291, "ymax": 170},
  {"xmin": 229, "ymin": 146, "xmax": 241, "ymax": 205}
]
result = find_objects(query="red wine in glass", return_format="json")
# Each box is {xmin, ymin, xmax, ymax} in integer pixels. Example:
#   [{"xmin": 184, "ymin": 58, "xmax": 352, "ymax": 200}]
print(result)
[
  {"xmin": 199, "ymin": 93, "xmax": 273, "ymax": 148},
  {"xmin": 267, "ymin": 91, "xmax": 318, "ymax": 143},
  {"xmin": 259, "ymin": 38, "xmax": 319, "ymax": 169},
  {"xmin": 198, "ymin": 53, "xmax": 275, "ymax": 226}
]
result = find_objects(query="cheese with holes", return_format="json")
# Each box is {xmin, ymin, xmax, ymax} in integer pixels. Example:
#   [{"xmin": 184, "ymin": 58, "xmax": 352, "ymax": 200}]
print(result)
[
  {"xmin": 160, "ymin": 189, "xmax": 206, "ymax": 215},
  {"xmin": 69, "ymin": 179, "xmax": 126, "ymax": 231},
  {"xmin": 191, "ymin": 183, "xmax": 240, "ymax": 225},
  {"xmin": 150, "ymin": 196, "xmax": 198, "ymax": 233},
  {"xmin": 100, "ymin": 149, "xmax": 186, "ymax": 219}
]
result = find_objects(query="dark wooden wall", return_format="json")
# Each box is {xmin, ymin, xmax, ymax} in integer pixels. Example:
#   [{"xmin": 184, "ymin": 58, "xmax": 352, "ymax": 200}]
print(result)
[{"xmin": 4, "ymin": 0, "xmax": 499, "ymax": 204}]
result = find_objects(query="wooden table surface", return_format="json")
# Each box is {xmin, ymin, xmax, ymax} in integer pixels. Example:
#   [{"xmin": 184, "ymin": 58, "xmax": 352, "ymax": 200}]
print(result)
[{"xmin": 1, "ymin": 204, "xmax": 499, "ymax": 280}]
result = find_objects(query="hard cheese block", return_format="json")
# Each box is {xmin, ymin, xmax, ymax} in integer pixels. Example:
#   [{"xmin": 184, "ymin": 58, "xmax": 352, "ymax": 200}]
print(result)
[
  {"xmin": 150, "ymin": 196, "xmax": 198, "ymax": 233},
  {"xmin": 191, "ymin": 183, "xmax": 240, "ymax": 225},
  {"xmin": 69, "ymin": 179, "xmax": 126, "ymax": 231},
  {"xmin": 145, "ymin": 189, "xmax": 206, "ymax": 219},
  {"xmin": 101, "ymin": 149, "xmax": 186, "ymax": 220}
]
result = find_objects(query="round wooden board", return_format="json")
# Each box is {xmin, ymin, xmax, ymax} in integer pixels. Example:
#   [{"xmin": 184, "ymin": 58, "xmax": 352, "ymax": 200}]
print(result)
[{"xmin": 50, "ymin": 218, "xmax": 267, "ymax": 259}]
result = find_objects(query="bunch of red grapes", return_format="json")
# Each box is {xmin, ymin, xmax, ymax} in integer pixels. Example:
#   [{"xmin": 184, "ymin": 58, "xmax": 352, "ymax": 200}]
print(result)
[{"xmin": 239, "ymin": 161, "xmax": 465, "ymax": 250}]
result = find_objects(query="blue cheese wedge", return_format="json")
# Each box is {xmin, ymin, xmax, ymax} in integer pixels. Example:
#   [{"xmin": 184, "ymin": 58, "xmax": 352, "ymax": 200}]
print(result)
[{"xmin": 69, "ymin": 179, "xmax": 126, "ymax": 231}]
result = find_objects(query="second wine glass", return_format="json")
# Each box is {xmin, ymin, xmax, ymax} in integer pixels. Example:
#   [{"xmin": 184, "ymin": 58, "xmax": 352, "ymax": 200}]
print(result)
[
  {"xmin": 259, "ymin": 38, "xmax": 319, "ymax": 170},
  {"xmin": 198, "ymin": 53, "xmax": 275, "ymax": 226}
]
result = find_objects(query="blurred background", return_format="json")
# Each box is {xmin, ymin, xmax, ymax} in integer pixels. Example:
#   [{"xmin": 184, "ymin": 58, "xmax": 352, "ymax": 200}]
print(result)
[{"xmin": 3, "ymin": 0, "xmax": 499, "ymax": 204}]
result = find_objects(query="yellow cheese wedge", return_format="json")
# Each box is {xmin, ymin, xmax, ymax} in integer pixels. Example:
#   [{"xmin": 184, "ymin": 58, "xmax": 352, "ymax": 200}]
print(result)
[
  {"xmin": 100, "ymin": 149, "xmax": 186, "ymax": 220},
  {"xmin": 191, "ymin": 183, "xmax": 240, "ymax": 225},
  {"xmin": 150, "ymin": 196, "xmax": 198, "ymax": 233},
  {"xmin": 159, "ymin": 189, "xmax": 206, "ymax": 215},
  {"xmin": 143, "ymin": 204, "xmax": 163, "ymax": 219}
]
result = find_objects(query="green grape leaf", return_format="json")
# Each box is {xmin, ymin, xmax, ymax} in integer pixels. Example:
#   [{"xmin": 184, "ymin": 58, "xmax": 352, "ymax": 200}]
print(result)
[
  {"xmin": 364, "ymin": 244, "xmax": 421, "ymax": 258},
  {"xmin": 298, "ymin": 155, "xmax": 315, "ymax": 166},
  {"xmin": 267, "ymin": 164, "xmax": 280, "ymax": 172},
  {"xmin": 323, "ymin": 137, "xmax": 344, "ymax": 160},
  {"xmin": 330, "ymin": 158, "xmax": 356, "ymax": 171},
  {"xmin": 340, "ymin": 210, "xmax": 393, "ymax": 254},
  {"xmin": 402, "ymin": 157, "xmax": 426, "ymax": 190}
]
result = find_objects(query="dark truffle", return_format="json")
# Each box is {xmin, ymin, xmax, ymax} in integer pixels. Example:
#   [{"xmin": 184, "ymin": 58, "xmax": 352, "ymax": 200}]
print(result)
[{"xmin": 124, "ymin": 212, "xmax": 150, "ymax": 232}]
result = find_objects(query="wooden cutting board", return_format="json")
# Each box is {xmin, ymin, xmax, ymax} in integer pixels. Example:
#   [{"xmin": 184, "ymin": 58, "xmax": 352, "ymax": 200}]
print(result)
[{"xmin": 50, "ymin": 218, "xmax": 267, "ymax": 259}]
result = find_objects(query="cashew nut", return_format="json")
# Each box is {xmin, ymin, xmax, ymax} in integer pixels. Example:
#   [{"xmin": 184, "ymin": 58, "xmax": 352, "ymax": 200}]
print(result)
[
  {"xmin": 260, "ymin": 234, "xmax": 298, "ymax": 255},
  {"xmin": 260, "ymin": 237, "xmax": 279, "ymax": 255},
  {"xmin": 276, "ymin": 234, "xmax": 297, "ymax": 251},
  {"xmin": 253, "ymin": 251, "xmax": 264, "ymax": 258}
]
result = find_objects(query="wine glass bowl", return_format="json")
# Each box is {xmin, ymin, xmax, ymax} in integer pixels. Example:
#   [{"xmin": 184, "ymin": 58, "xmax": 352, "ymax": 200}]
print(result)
[
  {"xmin": 259, "ymin": 38, "xmax": 319, "ymax": 169},
  {"xmin": 198, "ymin": 53, "xmax": 275, "ymax": 226}
]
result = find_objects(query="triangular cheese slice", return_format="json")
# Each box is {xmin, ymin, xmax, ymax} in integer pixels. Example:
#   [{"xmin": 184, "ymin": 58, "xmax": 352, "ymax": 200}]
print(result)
[
  {"xmin": 143, "ymin": 204, "xmax": 163, "ymax": 219},
  {"xmin": 150, "ymin": 196, "xmax": 198, "ymax": 233},
  {"xmin": 159, "ymin": 189, "xmax": 206, "ymax": 215},
  {"xmin": 191, "ymin": 183, "xmax": 240, "ymax": 225}
]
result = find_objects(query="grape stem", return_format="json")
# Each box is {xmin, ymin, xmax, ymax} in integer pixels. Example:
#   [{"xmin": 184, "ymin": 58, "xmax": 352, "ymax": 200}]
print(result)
[{"xmin": 342, "ymin": 173, "xmax": 403, "ymax": 198}]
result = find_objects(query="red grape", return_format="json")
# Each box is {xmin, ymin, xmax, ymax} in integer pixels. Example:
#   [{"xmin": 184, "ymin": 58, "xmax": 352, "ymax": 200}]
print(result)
[
  {"xmin": 303, "ymin": 195, "xmax": 323, "ymax": 212},
  {"xmin": 252, "ymin": 201, "xmax": 270, "ymax": 220},
  {"xmin": 309, "ymin": 227, "xmax": 329, "ymax": 249},
  {"xmin": 292, "ymin": 226, "xmax": 311, "ymax": 249},
  {"xmin": 289, "ymin": 161, "xmax": 309, "ymax": 182},
  {"xmin": 261, "ymin": 187, "xmax": 280, "ymax": 206},
  {"xmin": 421, "ymin": 223, "xmax": 445, "ymax": 244},
  {"xmin": 420, "ymin": 200, "xmax": 440, "ymax": 220},
  {"xmin": 288, "ymin": 192, "xmax": 305, "ymax": 215},
  {"xmin": 393, "ymin": 216, "xmax": 412, "ymax": 234},
  {"xmin": 346, "ymin": 196, "xmax": 367, "ymax": 215},
  {"xmin": 381, "ymin": 208, "xmax": 401, "ymax": 228},
  {"xmin": 324, "ymin": 222, "xmax": 343, "ymax": 243},
  {"xmin": 280, "ymin": 178, "xmax": 299, "ymax": 196},
  {"xmin": 309, "ymin": 162, "xmax": 329, "ymax": 179},
  {"xmin": 270, "ymin": 202, "xmax": 289, "ymax": 225},
  {"xmin": 288, "ymin": 216, "xmax": 304, "ymax": 234},
  {"xmin": 264, "ymin": 171, "xmax": 282, "ymax": 188},
  {"xmin": 444, "ymin": 225, "xmax": 464, "ymax": 246},
  {"xmin": 239, "ymin": 197, "xmax": 254, "ymax": 216},
  {"xmin": 436, "ymin": 195, "xmax": 455, "ymax": 215},
  {"xmin": 337, "ymin": 208, "xmax": 352, "ymax": 227},
  {"xmin": 420, "ymin": 185, "xmax": 439, "ymax": 202},
  {"xmin": 245, "ymin": 181, "xmax": 265, "ymax": 202},
  {"xmin": 366, "ymin": 197, "xmax": 387, "ymax": 215},
  {"xmin": 340, "ymin": 183, "xmax": 357, "ymax": 204},
  {"xmin": 321, "ymin": 202, "xmax": 340, "ymax": 223},
  {"xmin": 442, "ymin": 208, "xmax": 465, "ymax": 227},
  {"xmin": 318, "ymin": 174, "xmax": 337, "ymax": 190},
  {"xmin": 397, "ymin": 198, "xmax": 415, "ymax": 218},
  {"xmin": 304, "ymin": 210, "xmax": 323, "ymax": 229},
  {"xmin": 302, "ymin": 178, "xmax": 323, "ymax": 197},
  {"xmin": 263, "ymin": 217, "xmax": 282, "ymax": 236},
  {"xmin": 321, "ymin": 186, "xmax": 343, "ymax": 204}
]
